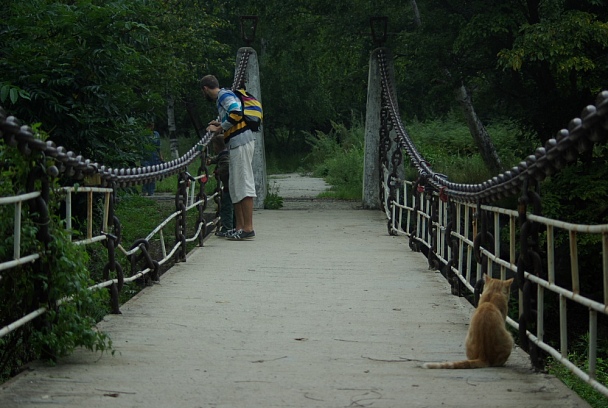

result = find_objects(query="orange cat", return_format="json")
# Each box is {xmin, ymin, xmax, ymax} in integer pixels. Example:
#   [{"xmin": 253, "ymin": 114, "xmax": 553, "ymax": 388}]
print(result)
[{"xmin": 422, "ymin": 274, "xmax": 514, "ymax": 369}]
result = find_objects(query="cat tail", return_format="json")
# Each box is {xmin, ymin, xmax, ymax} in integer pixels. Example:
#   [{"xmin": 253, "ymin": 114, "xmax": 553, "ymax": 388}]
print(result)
[{"xmin": 422, "ymin": 359, "xmax": 488, "ymax": 369}]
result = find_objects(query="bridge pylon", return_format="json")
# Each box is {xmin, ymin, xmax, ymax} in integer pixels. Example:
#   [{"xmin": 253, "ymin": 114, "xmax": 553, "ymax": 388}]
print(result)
[
  {"xmin": 235, "ymin": 47, "xmax": 267, "ymax": 209},
  {"xmin": 363, "ymin": 47, "xmax": 404, "ymax": 209}
]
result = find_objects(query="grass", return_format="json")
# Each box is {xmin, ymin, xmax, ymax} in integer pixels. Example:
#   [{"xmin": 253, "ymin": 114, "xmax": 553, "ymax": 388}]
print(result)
[
  {"xmin": 266, "ymin": 151, "xmax": 305, "ymax": 175},
  {"xmin": 144, "ymin": 134, "xmax": 208, "ymax": 194},
  {"xmin": 304, "ymin": 121, "xmax": 365, "ymax": 200},
  {"xmin": 405, "ymin": 116, "xmax": 534, "ymax": 183},
  {"xmin": 86, "ymin": 180, "xmax": 215, "ymax": 310},
  {"xmin": 546, "ymin": 348, "xmax": 608, "ymax": 407},
  {"xmin": 264, "ymin": 182, "xmax": 284, "ymax": 209},
  {"xmin": 300, "ymin": 115, "xmax": 530, "ymax": 200}
]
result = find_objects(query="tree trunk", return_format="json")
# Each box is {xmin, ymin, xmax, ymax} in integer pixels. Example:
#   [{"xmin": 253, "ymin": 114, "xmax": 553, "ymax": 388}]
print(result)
[
  {"xmin": 410, "ymin": 0, "xmax": 503, "ymax": 174},
  {"xmin": 166, "ymin": 95, "xmax": 179, "ymax": 160},
  {"xmin": 456, "ymin": 84, "xmax": 503, "ymax": 174},
  {"xmin": 410, "ymin": 0, "xmax": 422, "ymax": 27}
]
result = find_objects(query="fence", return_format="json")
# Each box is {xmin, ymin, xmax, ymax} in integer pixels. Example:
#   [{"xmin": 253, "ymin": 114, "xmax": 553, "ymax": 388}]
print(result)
[
  {"xmin": 0, "ymin": 120, "xmax": 218, "ymax": 334},
  {"xmin": 374, "ymin": 47, "xmax": 608, "ymax": 397}
]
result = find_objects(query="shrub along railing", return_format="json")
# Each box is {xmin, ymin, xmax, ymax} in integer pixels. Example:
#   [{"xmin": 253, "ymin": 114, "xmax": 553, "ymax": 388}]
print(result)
[{"xmin": 374, "ymin": 47, "xmax": 608, "ymax": 397}]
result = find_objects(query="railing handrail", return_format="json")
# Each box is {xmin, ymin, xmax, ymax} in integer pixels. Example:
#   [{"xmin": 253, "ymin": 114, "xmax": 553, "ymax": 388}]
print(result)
[{"xmin": 375, "ymin": 47, "xmax": 608, "ymax": 397}]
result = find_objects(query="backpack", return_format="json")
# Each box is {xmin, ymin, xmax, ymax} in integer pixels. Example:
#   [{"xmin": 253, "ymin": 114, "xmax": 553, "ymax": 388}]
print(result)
[{"xmin": 235, "ymin": 89, "xmax": 263, "ymax": 132}]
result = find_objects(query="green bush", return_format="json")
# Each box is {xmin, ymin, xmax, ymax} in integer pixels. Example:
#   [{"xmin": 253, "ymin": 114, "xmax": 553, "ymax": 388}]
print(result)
[
  {"xmin": 264, "ymin": 182, "xmax": 284, "ymax": 209},
  {"xmin": 1, "ymin": 129, "xmax": 112, "ymax": 381},
  {"xmin": 304, "ymin": 115, "xmax": 528, "ymax": 200},
  {"xmin": 305, "ymin": 120, "xmax": 364, "ymax": 200}
]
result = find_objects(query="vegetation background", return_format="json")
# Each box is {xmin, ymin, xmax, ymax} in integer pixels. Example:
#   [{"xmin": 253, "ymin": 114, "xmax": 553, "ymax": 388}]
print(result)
[{"xmin": 1, "ymin": 0, "xmax": 608, "ymax": 405}]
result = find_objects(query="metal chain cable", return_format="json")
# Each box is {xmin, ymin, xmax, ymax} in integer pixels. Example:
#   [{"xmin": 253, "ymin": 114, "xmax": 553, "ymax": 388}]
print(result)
[
  {"xmin": 128, "ymin": 238, "xmax": 159, "ymax": 285},
  {"xmin": 374, "ymin": 51, "xmax": 606, "ymax": 372},
  {"xmin": 3, "ymin": 49, "xmax": 602, "ymax": 206},
  {"xmin": 101, "ymin": 183, "xmax": 123, "ymax": 314},
  {"xmin": 516, "ymin": 183, "xmax": 544, "ymax": 369},
  {"xmin": 444, "ymin": 199, "xmax": 461, "ymax": 296},
  {"xmin": 195, "ymin": 149, "xmax": 209, "ymax": 246},
  {"xmin": 174, "ymin": 173, "xmax": 189, "ymax": 263},
  {"xmin": 428, "ymin": 186, "xmax": 440, "ymax": 270},
  {"xmin": 232, "ymin": 49, "xmax": 251, "ymax": 91},
  {"xmin": 379, "ymin": 102, "xmax": 391, "ymax": 221},
  {"xmin": 374, "ymin": 49, "xmax": 608, "ymax": 204},
  {"xmin": 0, "ymin": 50, "xmax": 255, "ymax": 320},
  {"xmin": 25, "ymin": 163, "xmax": 55, "ymax": 358}
]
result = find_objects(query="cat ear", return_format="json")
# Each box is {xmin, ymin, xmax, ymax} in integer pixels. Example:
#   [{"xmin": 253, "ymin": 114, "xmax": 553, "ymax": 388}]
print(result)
[
  {"xmin": 503, "ymin": 278, "xmax": 514, "ymax": 293},
  {"xmin": 483, "ymin": 274, "xmax": 490, "ymax": 283}
]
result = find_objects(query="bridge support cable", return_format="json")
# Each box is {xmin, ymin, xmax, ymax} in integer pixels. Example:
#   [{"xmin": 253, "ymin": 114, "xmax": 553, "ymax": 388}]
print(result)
[{"xmin": 367, "ymin": 35, "xmax": 608, "ymax": 395}]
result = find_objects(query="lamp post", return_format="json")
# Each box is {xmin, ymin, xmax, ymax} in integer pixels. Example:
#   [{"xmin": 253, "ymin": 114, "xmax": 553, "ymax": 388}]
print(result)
[{"xmin": 240, "ymin": 15, "xmax": 258, "ymax": 47}]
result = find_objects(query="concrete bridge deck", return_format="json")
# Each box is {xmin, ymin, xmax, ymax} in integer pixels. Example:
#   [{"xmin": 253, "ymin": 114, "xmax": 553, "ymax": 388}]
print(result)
[{"xmin": 0, "ymin": 175, "xmax": 589, "ymax": 407}]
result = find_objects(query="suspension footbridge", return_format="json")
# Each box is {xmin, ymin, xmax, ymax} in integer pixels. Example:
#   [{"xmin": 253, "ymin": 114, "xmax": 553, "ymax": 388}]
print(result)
[
  {"xmin": 2, "ymin": 29, "xmax": 608, "ymax": 406},
  {"xmin": 0, "ymin": 179, "xmax": 589, "ymax": 407}
]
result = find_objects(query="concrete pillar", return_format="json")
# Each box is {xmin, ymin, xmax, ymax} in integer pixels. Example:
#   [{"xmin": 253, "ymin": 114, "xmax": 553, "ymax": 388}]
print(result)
[
  {"xmin": 235, "ymin": 47, "xmax": 267, "ymax": 209},
  {"xmin": 363, "ymin": 48, "xmax": 404, "ymax": 210},
  {"xmin": 362, "ymin": 49, "xmax": 383, "ymax": 209}
]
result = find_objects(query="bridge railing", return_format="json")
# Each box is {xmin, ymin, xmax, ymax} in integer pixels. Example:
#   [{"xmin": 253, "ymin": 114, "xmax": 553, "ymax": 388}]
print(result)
[
  {"xmin": 0, "ymin": 47, "xmax": 256, "ymax": 347},
  {"xmin": 374, "ymin": 47, "xmax": 608, "ymax": 396},
  {"xmin": 0, "ymin": 127, "xmax": 219, "ymax": 338},
  {"xmin": 389, "ymin": 181, "xmax": 608, "ymax": 396}
]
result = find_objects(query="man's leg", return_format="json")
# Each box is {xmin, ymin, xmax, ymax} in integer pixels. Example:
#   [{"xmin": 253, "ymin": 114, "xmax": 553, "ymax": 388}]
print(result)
[
  {"xmin": 228, "ymin": 139, "xmax": 256, "ymax": 237},
  {"xmin": 241, "ymin": 196, "xmax": 254, "ymax": 232},
  {"xmin": 233, "ymin": 201, "xmax": 244, "ymax": 231},
  {"xmin": 220, "ymin": 189, "xmax": 234, "ymax": 231}
]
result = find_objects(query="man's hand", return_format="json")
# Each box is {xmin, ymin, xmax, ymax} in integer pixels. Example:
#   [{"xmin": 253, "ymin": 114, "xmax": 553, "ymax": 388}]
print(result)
[{"xmin": 206, "ymin": 120, "xmax": 221, "ymax": 134}]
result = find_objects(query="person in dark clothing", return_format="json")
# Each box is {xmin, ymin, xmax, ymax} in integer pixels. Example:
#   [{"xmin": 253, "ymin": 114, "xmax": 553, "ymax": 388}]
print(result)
[
  {"xmin": 142, "ymin": 123, "xmax": 164, "ymax": 196},
  {"xmin": 207, "ymin": 135, "xmax": 234, "ymax": 236}
]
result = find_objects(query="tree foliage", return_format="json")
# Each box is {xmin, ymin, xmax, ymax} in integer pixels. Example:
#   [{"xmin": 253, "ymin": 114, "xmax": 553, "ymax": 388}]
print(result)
[
  {"xmin": 0, "ymin": 0, "xmax": 231, "ymax": 166},
  {"xmin": 237, "ymin": 1, "xmax": 378, "ymax": 154},
  {"xmin": 395, "ymin": 0, "xmax": 608, "ymax": 140},
  {"xmin": 0, "ymin": 0, "xmax": 606, "ymax": 164}
]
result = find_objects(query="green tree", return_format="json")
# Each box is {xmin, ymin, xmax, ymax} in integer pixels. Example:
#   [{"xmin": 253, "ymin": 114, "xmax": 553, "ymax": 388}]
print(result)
[
  {"xmin": 242, "ymin": 0, "xmax": 377, "ymax": 155},
  {"xmin": 495, "ymin": 1, "xmax": 608, "ymax": 141},
  {"xmin": 0, "ymin": 0, "xmax": 232, "ymax": 166},
  {"xmin": 395, "ymin": 0, "xmax": 608, "ymax": 141}
]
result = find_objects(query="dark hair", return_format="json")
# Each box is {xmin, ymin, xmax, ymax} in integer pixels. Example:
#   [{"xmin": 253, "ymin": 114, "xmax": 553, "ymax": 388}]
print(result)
[
  {"xmin": 200, "ymin": 75, "xmax": 219, "ymax": 90},
  {"xmin": 211, "ymin": 134, "xmax": 225, "ymax": 152}
]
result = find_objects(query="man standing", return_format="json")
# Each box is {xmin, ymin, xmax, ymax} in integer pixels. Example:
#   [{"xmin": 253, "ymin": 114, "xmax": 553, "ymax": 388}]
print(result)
[{"xmin": 201, "ymin": 75, "xmax": 256, "ymax": 240}]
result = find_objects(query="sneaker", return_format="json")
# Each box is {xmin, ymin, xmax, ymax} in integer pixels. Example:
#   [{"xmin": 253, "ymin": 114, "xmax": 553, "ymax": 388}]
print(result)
[
  {"xmin": 227, "ymin": 229, "xmax": 255, "ymax": 240},
  {"xmin": 216, "ymin": 228, "xmax": 235, "ymax": 238}
]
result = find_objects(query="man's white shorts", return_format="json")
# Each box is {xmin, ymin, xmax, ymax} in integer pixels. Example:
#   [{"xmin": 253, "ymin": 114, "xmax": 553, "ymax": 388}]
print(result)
[{"xmin": 229, "ymin": 140, "xmax": 257, "ymax": 203}]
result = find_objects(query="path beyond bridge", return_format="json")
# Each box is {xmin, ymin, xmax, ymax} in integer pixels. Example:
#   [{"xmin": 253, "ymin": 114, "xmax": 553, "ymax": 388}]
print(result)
[{"xmin": 0, "ymin": 175, "xmax": 589, "ymax": 407}]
